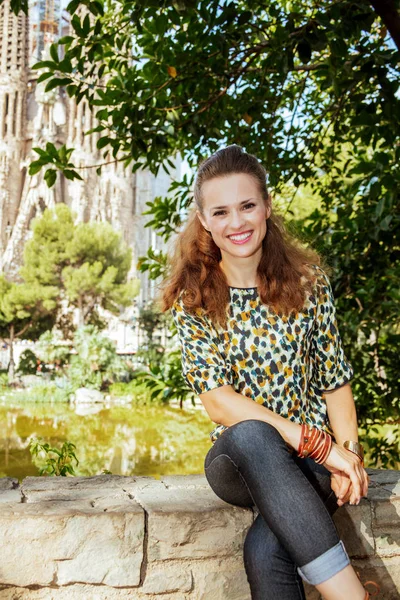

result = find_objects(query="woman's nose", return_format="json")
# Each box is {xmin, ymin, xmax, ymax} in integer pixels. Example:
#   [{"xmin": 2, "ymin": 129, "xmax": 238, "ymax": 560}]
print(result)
[{"xmin": 230, "ymin": 211, "xmax": 246, "ymax": 229}]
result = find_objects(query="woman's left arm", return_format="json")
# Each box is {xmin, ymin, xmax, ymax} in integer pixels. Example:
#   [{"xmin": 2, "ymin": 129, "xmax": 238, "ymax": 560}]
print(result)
[
  {"xmin": 309, "ymin": 266, "xmax": 368, "ymax": 504},
  {"xmin": 324, "ymin": 382, "xmax": 359, "ymax": 445}
]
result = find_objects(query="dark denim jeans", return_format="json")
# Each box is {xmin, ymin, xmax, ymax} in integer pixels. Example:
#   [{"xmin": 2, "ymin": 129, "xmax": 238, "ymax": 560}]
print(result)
[{"xmin": 204, "ymin": 420, "xmax": 350, "ymax": 600}]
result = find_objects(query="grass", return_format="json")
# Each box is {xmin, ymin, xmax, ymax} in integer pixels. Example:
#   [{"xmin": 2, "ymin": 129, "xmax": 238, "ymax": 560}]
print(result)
[{"xmin": 0, "ymin": 383, "xmax": 71, "ymax": 403}]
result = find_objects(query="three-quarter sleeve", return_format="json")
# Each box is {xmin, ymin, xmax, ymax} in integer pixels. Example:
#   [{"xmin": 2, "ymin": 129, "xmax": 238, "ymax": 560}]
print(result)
[
  {"xmin": 309, "ymin": 266, "xmax": 354, "ymax": 392},
  {"xmin": 170, "ymin": 294, "xmax": 233, "ymax": 395}
]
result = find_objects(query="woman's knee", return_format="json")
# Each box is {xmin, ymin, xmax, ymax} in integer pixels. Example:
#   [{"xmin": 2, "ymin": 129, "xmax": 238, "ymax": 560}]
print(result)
[
  {"xmin": 204, "ymin": 453, "xmax": 254, "ymax": 507},
  {"xmin": 223, "ymin": 419, "xmax": 286, "ymax": 455}
]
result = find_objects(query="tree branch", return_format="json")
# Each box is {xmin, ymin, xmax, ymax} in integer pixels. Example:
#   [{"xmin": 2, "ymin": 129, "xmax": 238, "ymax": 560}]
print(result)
[{"xmin": 15, "ymin": 321, "xmax": 33, "ymax": 338}]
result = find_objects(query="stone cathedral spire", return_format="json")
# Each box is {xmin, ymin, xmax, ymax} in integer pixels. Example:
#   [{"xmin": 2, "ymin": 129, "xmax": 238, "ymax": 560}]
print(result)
[
  {"xmin": 0, "ymin": 0, "xmax": 29, "ymax": 261},
  {"xmin": 0, "ymin": 0, "xmax": 65, "ymax": 276}
]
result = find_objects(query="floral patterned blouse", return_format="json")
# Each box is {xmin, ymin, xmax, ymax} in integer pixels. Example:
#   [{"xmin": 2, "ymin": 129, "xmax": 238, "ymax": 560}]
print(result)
[{"xmin": 170, "ymin": 264, "xmax": 353, "ymax": 444}]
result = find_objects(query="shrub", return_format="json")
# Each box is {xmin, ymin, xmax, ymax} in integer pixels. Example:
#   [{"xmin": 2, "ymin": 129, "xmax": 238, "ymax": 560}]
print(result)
[
  {"xmin": 17, "ymin": 349, "xmax": 39, "ymax": 375},
  {"xmin": 68, "ymin": 325, "xmax": 126, "ymax": 390},
  {"xmin": 36, "ymin": 330, "xmax": 72, "ymax": 374},
  {"xmin": 29, "ymin": 438, "xmax": 79, "ymax": 476}
]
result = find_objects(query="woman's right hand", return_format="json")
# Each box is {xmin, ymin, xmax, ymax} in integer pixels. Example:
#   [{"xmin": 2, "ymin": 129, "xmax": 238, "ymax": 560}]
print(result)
[{"xmin": 322, "ymin": 442, "xmax": 368, "ymax": 505}]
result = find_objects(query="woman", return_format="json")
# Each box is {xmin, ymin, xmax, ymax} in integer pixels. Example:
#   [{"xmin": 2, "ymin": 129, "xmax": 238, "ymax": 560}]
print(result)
[{"xmin": 160, "ymin": 145, "xmax": 375, "ymax": 600}]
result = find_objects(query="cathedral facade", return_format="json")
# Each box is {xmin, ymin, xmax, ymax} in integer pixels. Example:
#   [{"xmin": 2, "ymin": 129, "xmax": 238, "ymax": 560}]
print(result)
[{"xmin": 0, "ymin": 0, "xmax": 180, "ymax": 323}]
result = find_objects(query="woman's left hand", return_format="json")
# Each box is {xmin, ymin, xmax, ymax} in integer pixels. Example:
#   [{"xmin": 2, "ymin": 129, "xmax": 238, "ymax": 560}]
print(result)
[
  {"xmin": 330, "ymin": 470, "xmax": 352, "ymax": 506},
  {"xmin": 330, "ymin": 468, "xmax": 369, "ymax": 506}
]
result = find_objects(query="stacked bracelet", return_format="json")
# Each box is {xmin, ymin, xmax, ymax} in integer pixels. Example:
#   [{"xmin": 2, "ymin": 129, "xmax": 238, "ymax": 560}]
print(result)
[{"xmin": 297, "ymin": 423, "xmax": 333, "ymax": 464}]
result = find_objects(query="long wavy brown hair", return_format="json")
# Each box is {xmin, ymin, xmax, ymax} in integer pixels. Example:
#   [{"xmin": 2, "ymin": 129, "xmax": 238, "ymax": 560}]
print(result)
[{"xmin": 158, "ymin": 144, "xmax": 326, "ymax": 329}]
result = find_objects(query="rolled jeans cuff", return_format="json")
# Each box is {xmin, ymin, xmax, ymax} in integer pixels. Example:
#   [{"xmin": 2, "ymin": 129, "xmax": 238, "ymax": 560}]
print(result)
[{"xmin": 297, "ymin": 540, "xmax": 350, "ymax": 585}]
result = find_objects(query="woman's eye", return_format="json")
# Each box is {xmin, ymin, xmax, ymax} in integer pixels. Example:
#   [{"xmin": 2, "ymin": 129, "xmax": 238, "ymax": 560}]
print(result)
[{"xmin": 213, "ymin": 203, "xmax": 255, "ymax": 217}]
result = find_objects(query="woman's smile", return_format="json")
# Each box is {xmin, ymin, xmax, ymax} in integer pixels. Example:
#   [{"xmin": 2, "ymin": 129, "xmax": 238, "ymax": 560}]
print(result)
[{"xmin": 228, "ymin": 230, "xmax": 254, "ymax": 244}]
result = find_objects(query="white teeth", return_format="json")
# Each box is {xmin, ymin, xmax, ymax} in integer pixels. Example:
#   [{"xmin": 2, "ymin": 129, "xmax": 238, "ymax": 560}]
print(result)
[{"xmin": 229, "ymin": 232, "xmax": 252, "ymax": 241}]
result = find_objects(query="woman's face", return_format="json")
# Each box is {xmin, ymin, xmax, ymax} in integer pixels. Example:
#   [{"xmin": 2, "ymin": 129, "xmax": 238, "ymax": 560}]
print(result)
[{"xmin": 196, "ymin": 173, "xmax": 271, "ymax": 258}]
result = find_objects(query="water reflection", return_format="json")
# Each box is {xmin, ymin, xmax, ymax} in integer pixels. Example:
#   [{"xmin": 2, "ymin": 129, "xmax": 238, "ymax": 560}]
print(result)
[{"xmin": 0, "ymin": 399, "xmax": 212, "ymax": 481}]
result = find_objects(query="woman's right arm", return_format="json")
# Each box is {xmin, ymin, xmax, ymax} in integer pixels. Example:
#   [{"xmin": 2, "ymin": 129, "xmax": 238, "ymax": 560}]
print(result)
[
  {"xmin": 203, "ymin": 384, "xmax": 303, "ymax": 450},
  {"xmin": 206, "ymin": 385, "xmax": 365, "ymax": 505}
]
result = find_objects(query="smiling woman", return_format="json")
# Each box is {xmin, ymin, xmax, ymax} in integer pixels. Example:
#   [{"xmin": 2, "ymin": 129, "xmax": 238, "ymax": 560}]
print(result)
[
  {"xmin": 196, "ymin": 173, "xmax": 271, "ymax": 270},
  {"xmin": 196, "ymin": 173, "xmax": 270, "ymax": 283},
  {"xmin": 159, "ymin": 144, "xmax": 321, "ymax": 327},
  {"xmin": 157, "ymin": 145, "xmax": 372, "ymax": 600}
]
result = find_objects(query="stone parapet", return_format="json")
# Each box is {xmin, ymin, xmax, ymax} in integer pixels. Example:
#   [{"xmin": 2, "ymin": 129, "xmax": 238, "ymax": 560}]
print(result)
[{"xmin": 0, "ymin": 469, "xmax": 398, "ymax": 599}]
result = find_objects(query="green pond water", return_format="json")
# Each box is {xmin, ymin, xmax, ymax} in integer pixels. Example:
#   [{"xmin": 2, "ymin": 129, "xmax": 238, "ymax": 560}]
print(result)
[
  {"xmin": 1, "ymin": 398, "xmax": 398, "ymax": 481},
  {"xmin": 0, "ymin": 399, "xmax": 213, "ymax": 481}
]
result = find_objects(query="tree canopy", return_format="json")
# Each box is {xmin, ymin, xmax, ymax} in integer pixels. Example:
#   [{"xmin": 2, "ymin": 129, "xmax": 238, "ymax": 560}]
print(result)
[
  {"xmin": 21, "ymin": 204, "xmax": 140, "ymax": 326},
  {"xmin": 0, "ymin": 277, "xmax": 57, "ymax": 379}
]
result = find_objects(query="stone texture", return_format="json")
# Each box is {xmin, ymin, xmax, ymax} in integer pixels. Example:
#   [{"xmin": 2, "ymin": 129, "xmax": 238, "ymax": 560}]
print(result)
[
  {"xmin": 367, "ymin": 468, "xmax": 400, "ymax": 485},
  {"xmin": 0, "ymin": 586, "xmax": 191, "ymax": 599},
  {"xmin": 333, "ymin": 499, "xmax": 375, "ymax": 557},
  {"xmin": 0, "ymin": 477, "xmax": 21, "ymax": 503},
  {"xmin": 374, "ymin": 532, "xmax": 400, "ymax": 558},
  {"xmin": 0, "ymin": 469, "xmax": 399, "ymax": 598},
  {"xmin": 141, "ymin": 564, "xmax": 193, "ymax": 594},
  {"xmin": 0, "ymin": 494, "xmax": 144, "ymax": 587},
  {"xmin": 161, "ymin": 474, "xmax": 209, "ymax": 489},
  {"xmin": 21, "ymin": 474, "xmax": 143, "ymax": 503},
  {"xmin": 190, "ymin": 557, "xmax": 251, "ymax": 600},
  {"xmin": 367, "ymin": 481, "xmax": 400, "ymax": 559},
  {"xmin": 55, "ymin": 511, "xmax": 143, "ymax": 587},
  {"xmin": 131, "ymin": 483, "xmax": 254, "ymax": 561},
  {"xmin": 373, "ymin": 496, "xmax": 400, "ymax": 529}
]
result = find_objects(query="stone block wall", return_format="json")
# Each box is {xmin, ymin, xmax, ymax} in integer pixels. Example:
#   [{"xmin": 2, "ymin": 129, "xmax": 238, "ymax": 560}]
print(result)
[{"xmin": 0, "ymin": 468, "xmax": 398, "ymax": 599}]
